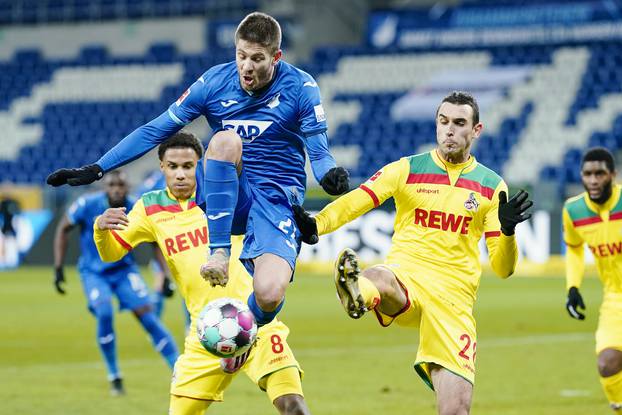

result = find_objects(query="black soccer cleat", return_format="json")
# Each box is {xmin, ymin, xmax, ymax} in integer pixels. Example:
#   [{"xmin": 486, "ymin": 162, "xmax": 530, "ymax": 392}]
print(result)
[
  {"xmin": 334, "ymin": 248, "xmax": 367, "ymax": 319},
  {"xmin": 110, "ymin": 377, "xmax": 126, "ymax": 397}
]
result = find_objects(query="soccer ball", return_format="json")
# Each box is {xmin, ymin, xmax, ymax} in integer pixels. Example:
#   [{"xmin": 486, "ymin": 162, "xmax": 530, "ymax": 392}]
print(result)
[{"xmin": 196, "ymin": 297, "xmax": 258, "ymax": 358}]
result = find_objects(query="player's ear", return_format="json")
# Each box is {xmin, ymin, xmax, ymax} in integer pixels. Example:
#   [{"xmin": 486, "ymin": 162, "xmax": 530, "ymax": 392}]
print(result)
[
  {"xmin": 473, "ymin": 122, "xmax": 483, "ymax": 138},
  {"xmin": 160, "ymin": 160, "xmax": 165, "ymax": 172},
  {"xmin": 273, "ymin": 50, "xmax": 282, "ymax": 65}
]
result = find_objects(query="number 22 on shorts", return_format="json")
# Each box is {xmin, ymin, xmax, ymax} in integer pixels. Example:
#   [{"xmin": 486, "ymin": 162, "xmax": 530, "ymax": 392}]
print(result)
[{"xmin": 458, "ymin": 333, "xmax": 476, "ymax": 362}]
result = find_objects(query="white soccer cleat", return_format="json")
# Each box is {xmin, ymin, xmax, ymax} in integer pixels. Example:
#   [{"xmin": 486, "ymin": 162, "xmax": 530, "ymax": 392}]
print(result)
[
  {"xmin": 334, "ymin": 248, "xmax": 367, "ymax": 319},
  {"xmin": 200, "ymin": 249, "xmax": 230, "ymax": 287}
]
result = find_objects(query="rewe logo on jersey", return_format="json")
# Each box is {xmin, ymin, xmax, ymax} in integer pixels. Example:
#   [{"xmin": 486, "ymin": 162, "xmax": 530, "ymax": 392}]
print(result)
[{"xmin": 222, "ymin": 120, "xmax": 273, "ymax": 143}]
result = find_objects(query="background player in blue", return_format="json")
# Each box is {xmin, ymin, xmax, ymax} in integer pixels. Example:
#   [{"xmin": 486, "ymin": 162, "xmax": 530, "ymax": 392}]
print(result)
[
  {"xmin": 52, "ymin": 170, "xmax": 179, "ymax": 396},
  {"xmin": 46, "ymin": 12, "xmax": 350, "ymax": 327}
]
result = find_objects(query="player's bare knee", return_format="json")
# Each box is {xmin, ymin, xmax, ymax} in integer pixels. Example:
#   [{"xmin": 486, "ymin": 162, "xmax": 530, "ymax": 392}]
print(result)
[
  {"xmin": 132, "ymin": 304, "xmax": 153, "ymax": 317},
  {"xmin": 254, "ymin": 288, "xmax": 285, "ymax": 312},
  {"xmin": 274, "ymin": 394, "xmax": 309, "ymax": 415},
  {"xmin": 206, "ymin": 130, "xmax": 242, "ymax": 162},
  {"xmin": 598, "ymin": 349, "xmax": 622, "ymax": 377}
]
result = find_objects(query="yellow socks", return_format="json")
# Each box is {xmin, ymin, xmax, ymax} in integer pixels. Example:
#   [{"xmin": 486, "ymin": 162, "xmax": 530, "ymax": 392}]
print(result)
[
  {"xmin": 600, "ymin": 370, "xmax": 622, "ymax": 410},
  {"xmin": 358, "ymin": 276, "xmax": 381, "ymax": 310}
]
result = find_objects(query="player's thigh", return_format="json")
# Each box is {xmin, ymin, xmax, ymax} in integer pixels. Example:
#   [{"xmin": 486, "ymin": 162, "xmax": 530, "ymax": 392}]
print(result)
[
  {"xmin": 430, "ymin": 364, "xmax": 473, "ymax": 414},
  {"xmin": 240, "ymin": 192, "xmax": 300, "ymax": 277},
  {"xmin": 596, "ymin": 293, "xmax": 622, "ymax": 354},
  {"xmin": 80, "ymin": 272, "xmax": 114, "ymax": 314},
  {"xmin": 171, "ymin": 334, "xmax": 236, "ymax": 401},
  {"xmin": 244, "ymin": 320, "xmax": 303, "ymax": 394},
  {"xmin": 113, "ymin": 269, "xmax": 152, "ymax": 311},
  {"xmin": 169, "ymin": 394, "xmax": 212, "ymax": 415},
  {"xmin": 414, "ymin": 280, "xmax": 477, "ymax": 387}
]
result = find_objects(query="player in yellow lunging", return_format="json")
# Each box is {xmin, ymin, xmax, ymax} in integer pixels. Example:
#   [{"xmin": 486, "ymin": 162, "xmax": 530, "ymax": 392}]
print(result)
[
  {"xmin": 563, "ymin": 147, "xmax": 622, "ymax": 412},
  {"xmin": 294, "ymin": 91, "xmax": 532, "ymax": 415},
  {"xmin": 93, "ymin": 132, "xmax": 309, "ymax": 415}
]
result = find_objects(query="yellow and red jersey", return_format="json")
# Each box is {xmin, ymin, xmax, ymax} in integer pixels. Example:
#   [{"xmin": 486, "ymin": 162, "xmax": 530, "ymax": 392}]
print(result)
[
  {"xmin": 563, "ymin": 184, "xmax": 622, "ymax": 293},
  {"xmin": 93, "ymin": 188, "xmax": 251, "ymax": 321},
  {"xmin": 316, "ymin": 150, "xmax": 518, "ymax": 296}
]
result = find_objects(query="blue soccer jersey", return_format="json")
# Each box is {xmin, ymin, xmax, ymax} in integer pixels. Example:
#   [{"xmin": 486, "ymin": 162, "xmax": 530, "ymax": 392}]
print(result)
[
  {"xmin": 97, "ymin": 60, "xmax": 335, "ymax": 204},
  {"xmin": 67, "ymin": 192, "xmax": 136, "ymax": 275}
]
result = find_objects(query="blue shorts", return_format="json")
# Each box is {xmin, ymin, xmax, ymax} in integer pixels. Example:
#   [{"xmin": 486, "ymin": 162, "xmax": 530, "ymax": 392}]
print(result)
[
  {"xmin": 195, "ymin": 162, "xmax": 302, "ymax": 277},
  {"xmin": 234, "ymin": 169, "xmax": 302, "ymax": 276},
  {"xmin": 80, "ymin": 267, "xmax": 152, "ymax": 314}
]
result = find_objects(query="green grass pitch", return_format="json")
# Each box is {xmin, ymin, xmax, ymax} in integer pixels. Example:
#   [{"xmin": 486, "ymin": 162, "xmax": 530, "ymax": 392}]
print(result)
[{"xmin": 0, "ymin": 266, "xmax": 609, "ymax": 414}]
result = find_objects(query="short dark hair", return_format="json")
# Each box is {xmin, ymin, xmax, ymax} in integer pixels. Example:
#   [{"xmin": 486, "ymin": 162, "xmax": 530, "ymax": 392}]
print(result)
[
  {"xmin": 104, "ymin": 169, "xmax": 126, "ymax": 183},
  {"xmin": 235, "ymin": 12, "xmax": 281, "ymax": 54},
  {"xmin": 158, "ymin": 131, "xmax": 204, "ymax": 161},
  {"xmin": 437, "ymin": 91, "xmax": 480, "ymax": 125},
  {"xmin": 582, "ymin": 147, "xmax": 615, "ymax": 172}
]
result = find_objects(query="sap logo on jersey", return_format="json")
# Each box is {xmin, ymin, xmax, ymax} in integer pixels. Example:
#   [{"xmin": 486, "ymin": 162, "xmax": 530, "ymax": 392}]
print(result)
[{"xmin": 222, "ymin": 120, "xmax": 273, "ymax": 143}]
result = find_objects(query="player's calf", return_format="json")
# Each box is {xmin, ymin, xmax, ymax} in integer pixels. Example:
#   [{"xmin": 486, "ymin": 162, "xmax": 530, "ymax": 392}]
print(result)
[{"xmin": 334, "ymin": 248, "xmax": 367, "ymax": 319}]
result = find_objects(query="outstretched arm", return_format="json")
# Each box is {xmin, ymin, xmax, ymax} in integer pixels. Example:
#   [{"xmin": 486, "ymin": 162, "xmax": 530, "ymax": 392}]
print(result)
[
  {"xmin": 47, "ymin": 74, "xmax": 208, "ymax": 186},
  {"xmin": 294, "ymin": 159, "xmax": 406, "ymax": 243}
]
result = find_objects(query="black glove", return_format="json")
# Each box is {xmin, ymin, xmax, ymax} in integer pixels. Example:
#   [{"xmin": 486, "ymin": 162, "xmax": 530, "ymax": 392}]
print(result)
[
  {"xmin": 566, "ymin": 286, "xmax": 586, "ymax": 320},
  {"xmin": 498, "ymin": 190, "xmax": 533, "ymax": 236},
  {"xmin": 292, "ymin": 205, "xmax": 319, "ymax": 245},
  {"xmin": 161, "ymin": 275, "xmax": 175, "ymax": 298},
  {"xmin": 46, "ymin": 164, "xmax": 104, "ymax": 187},
  {"xmin": 320, "ymin": 167, "xmax": 350, "ymax": 196},
  {"xmin": 54, "ymin": 267, "xmax": 66, "ymax": 295}
]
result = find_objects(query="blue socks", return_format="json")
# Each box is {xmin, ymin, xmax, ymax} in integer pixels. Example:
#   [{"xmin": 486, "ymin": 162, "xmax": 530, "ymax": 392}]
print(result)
[
  {"xmin": 137, "ymin": 312, "xmax": 179, "ymax": 369},
  {"xmin": 152, "ymin": 291, "xmax": 164, "ymax": 318},
  {"xmin": 204, "ymin": 159, "xmax": 238, "ymax": 253},
  {"xmin": 247, "ymin": 292, "xmax": 285, "ymax": 327},
  {"xmin": 95, "ymin": 304, "xmax": 120, "ymax": 380}
]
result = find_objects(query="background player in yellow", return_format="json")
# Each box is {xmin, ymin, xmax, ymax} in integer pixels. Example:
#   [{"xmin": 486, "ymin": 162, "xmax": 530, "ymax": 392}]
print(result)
[
  {"xmin": 92, "ymin": 132, "xmax": 309, "ymax": 415},
  {"xmin": 563, "ymin": 147, "xmax": 622, "ymax": 412},
  {"xmin": 293, "ymin": 91, "xmax": 533, "ymax": 415}
]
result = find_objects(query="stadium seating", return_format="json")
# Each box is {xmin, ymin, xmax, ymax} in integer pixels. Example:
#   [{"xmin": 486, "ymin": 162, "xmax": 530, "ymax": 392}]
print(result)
[{"xmin": 1, "ymin": 17, "xmax": 621, "ymax": 199}]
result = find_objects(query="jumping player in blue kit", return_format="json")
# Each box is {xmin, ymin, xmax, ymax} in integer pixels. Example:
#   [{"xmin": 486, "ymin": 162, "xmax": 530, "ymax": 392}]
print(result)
[
  {"xmin": 53, "ymin": 170, "xmax": 179, "ymax": 395},
  {"xmin": 47, "ymin": 13, "xmax": 349, "ymax": 332}
]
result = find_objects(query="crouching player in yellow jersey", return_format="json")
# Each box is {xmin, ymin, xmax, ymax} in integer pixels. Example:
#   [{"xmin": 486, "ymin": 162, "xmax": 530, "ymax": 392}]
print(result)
[
  {"xmin": 294, "ymin": 91, "xmax": 533, "ymax": 415},
  {"xmin": 563, "ymin": 147, "xmax": 622, "ymax": 412},
  {"xmin": 92, "ymin": 132, "xmax": 309, "ymax": 415}
]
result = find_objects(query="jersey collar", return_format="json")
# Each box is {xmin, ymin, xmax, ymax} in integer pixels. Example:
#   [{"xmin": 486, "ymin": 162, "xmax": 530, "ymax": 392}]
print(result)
[
  {"xmin": 165, "ymin": 187, "xmax": 197, "ymax": 210},
  {"xmin": 431, "ymin": 149, "xmax": 477, "ymax": 173},
  {"xmin": 584, "ymin": 183, "xmax": 621, "ymax": 213}
]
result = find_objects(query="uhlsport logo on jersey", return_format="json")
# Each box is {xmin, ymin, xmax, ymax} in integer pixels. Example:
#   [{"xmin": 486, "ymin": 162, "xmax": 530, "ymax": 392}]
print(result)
[{"xmin": 222, "ymin": 120, "xmax": 273, "ymax": 143}]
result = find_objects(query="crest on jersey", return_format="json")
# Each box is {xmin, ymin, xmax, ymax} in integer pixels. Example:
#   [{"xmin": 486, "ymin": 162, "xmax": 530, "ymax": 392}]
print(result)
[
  {"xmin": 222, "ymin": 120, "xmax": 273, "ymax": 143},
  {"xmin": 464, "ymin": 192, "xmax": 479, "ymax": 211},
  {"xmin": 267, "ymin": 93, "xmax": 280, "ymax": 109}
]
